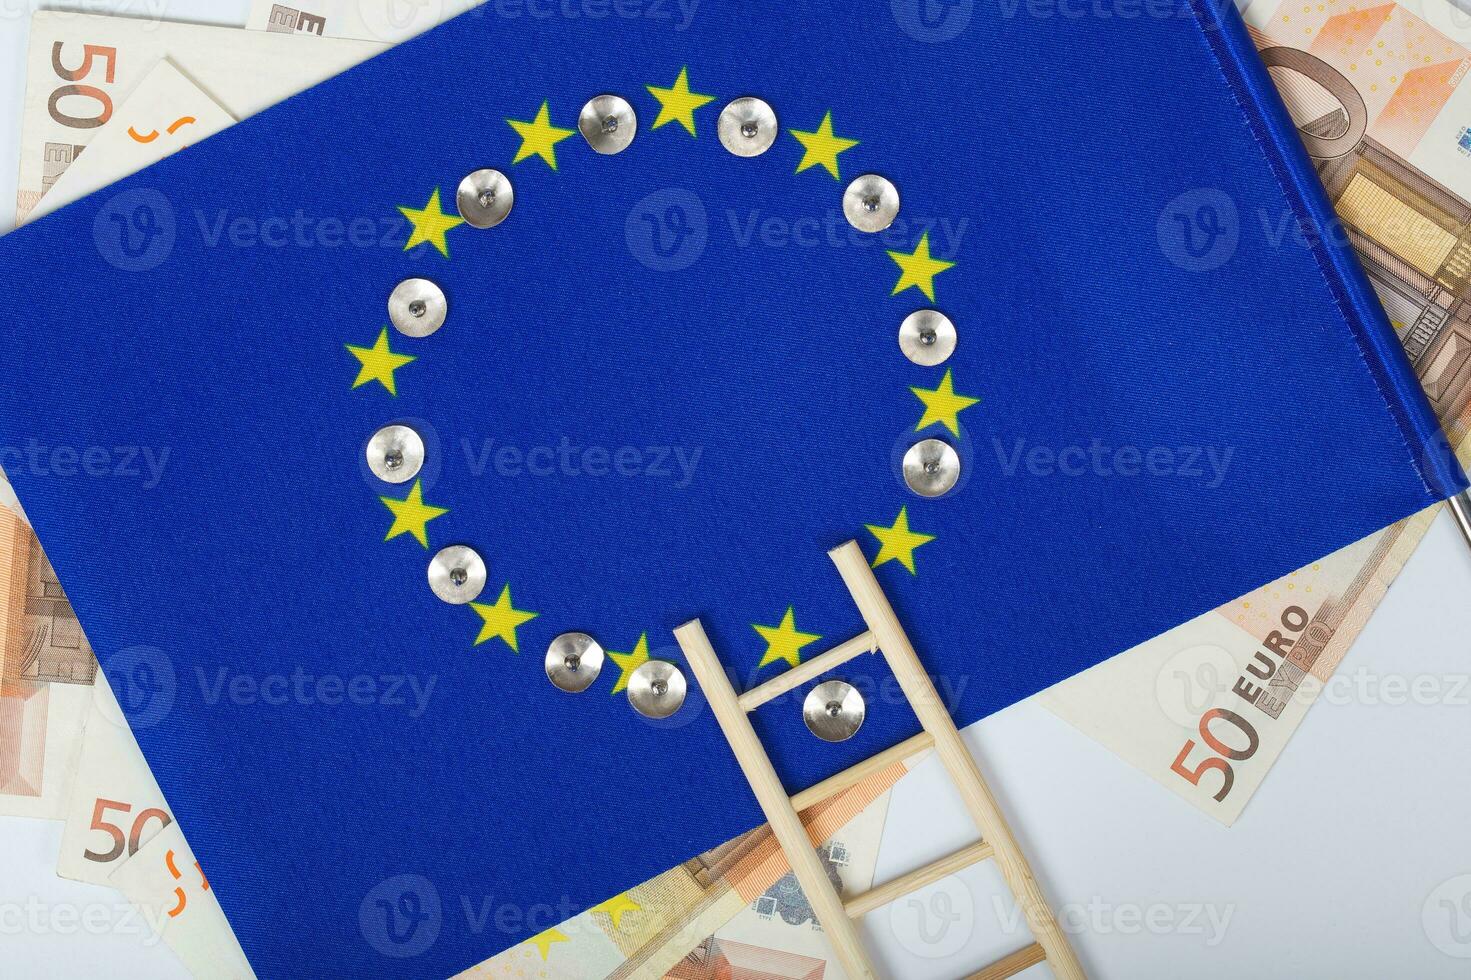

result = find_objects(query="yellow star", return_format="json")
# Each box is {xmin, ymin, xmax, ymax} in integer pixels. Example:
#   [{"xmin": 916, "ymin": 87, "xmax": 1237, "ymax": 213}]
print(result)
[
  {"xmin": 790, "ymin": 112, "xmax": 859, "ymax": 180},
  {"xmin": 507, "ymin": 101, "xmax": 575, "ymax": 170},
  {"xmin": 646, "ymin": 67, "xmax": 715, "ymax": 136},
  {"xmin": 471, "ymin": 584, "xmax": 538, "ymax": 652},
  {"xmin": 911, "ymin": 369, "xmax": 981, "ymax": 436},
  {"xmin": 379, "ymin": 480, "xmax": 448, "ymax": 548},
  {"xmin": 866, "ymin": 507, "xmax": 936, "ymax": 575},
  {"xmin": 398, "ymin": 188, "xmax": 464, "ymax": 259},
  {"xmin": 346, "ymin": 328, "xmax": 415, "ymax": 396},
  {"xmin": 888, "ymin": 232, "xmax": 956, "ymax": 301},
  {"xmin": 590, "ymin": 892, "xmax": 641, "ymax": 931},
  {"xmin": 525, "ymin": 927, "xmax": 568, "ymax": 961},
  {"xmin": 753, "ymin": 607, "xmax": 821, "ymax": 670},
  {"xmin": 607, "ymin": 633, "xmax": 650, "ymax": 695}
]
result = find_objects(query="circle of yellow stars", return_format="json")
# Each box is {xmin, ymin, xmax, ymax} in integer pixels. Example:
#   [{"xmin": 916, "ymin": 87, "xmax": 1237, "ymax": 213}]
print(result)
[{"xmin": 358, "ymin": 67, "xmax": 980, "ymax": 647}]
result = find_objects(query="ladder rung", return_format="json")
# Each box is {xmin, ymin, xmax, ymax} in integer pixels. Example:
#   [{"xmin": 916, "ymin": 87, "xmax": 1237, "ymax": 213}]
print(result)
[
  {"xmin": 843, "ymin": 840, "xmax": 994, "ymax": 918},
  {"xmin": 790, "ymin": 731, "xmax": 934, "ymax": 813},
  {"xmin": 966, "ymin": 942, "xmax": 1047, "ymax": 980},
  {"xmin": 738, "ymin": 630, "xmax": 877, "ymax": 712}
]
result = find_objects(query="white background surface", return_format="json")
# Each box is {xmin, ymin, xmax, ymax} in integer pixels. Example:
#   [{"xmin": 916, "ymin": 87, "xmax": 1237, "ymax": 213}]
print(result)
[{"xmin": 2, "ymin": 3, "xmax": 1471, "ymax": 978}]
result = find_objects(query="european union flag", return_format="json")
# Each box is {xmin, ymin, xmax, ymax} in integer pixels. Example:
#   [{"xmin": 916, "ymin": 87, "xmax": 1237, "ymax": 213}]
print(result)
[{"xmin": 0, "ymin": 0, "xmax": 1463, "ymax": 976}]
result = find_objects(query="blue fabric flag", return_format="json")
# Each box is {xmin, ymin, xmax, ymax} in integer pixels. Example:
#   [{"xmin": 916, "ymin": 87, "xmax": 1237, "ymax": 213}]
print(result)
[{"xmin": 0, "ymin": 1, "xmax": 1462, "ymax": 977}]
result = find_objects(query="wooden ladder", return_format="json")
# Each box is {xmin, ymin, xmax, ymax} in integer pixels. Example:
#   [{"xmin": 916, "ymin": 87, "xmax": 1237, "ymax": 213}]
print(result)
[{"xmin": 673, "ymin": 540, "xmax": 1086, "ymax": 980}]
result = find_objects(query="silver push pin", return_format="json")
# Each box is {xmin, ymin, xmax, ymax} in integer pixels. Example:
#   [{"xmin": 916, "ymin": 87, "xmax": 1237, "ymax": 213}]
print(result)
[
  {"xmin": 427, "ymin": 546, "xmax": 486, "ymax": 605},
  {"xmin": 899, "ymin": 310, "xmax": 957, "ymax": 366},
  {"xmin": 388, "ymin": 278, "xmax": 447, "ymax": 338},
  {"xmin": 545, "ymin": 632, "xmax": 605, "ymax": 693},
  {"xmin": 843, "ymin": 174, "xmax": 900, "ymax": 233},
  {"xmin": 804, "ymin": 680, "xmax": 866, "ymax": 742},
  {"xmin": 366, "ymin": 424, "xmax": 425, "ymax": 484},
  {"xmin": 456, "ymin": 169, "xmax": 514, "ymax": 229},
  {"xmin": 904, "ymin": 438, "xmax": 961, "ymax": 497},
  {"xmin": 718, "ymin": 97, "xmax": 778, "ymax": 157},
  {"xmin": 579, "ymin": 95, "xmax": 637, "ymax": 155},
  {"xmin": 628, "ymin": 661, "xmax": 687, "ymax": 718}
]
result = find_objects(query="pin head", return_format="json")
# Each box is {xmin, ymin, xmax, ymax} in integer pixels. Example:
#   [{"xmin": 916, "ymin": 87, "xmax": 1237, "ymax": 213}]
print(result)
[
  {"xmin": 545, "ymin": 633, "xmax": 605, "ymax": 693},
  {"xmin": 456, "ymin": 169, "xmax": 514, "ymax": 229},
  {"xmin": 388, "ymin": 279, "xmax": 447, "ymax": 338},
  {"xmin": 427, "ymin": 546, "xmax": 487, "ymax": 605},
  {"xmin": 803, "ymin": 680, "xmax": 866, "ymax": 742},
  {"xmin": 843, "ymin": 174, "xmax": 901, "ymax": 233},
  {"xmin": 579, "ymin": 95, "xmax": 637, "ymax": 154},
  {"xmin": 628, "ymin": 661, "xmax": 687, "ymax": 718},
  {"xmin": 899, "ymin": 310, "xmax": 957, "ymax": 366},
  {"xmin": 718, "ymin": 98, "xmax": 778, "ymax": 157},
  {"xmin": 903, "ymin": 439, "xmax": 961, "ymax": 497},
  {"xmin": 366, "ymin": 425, "xmax": 425, "ymax": 484}
]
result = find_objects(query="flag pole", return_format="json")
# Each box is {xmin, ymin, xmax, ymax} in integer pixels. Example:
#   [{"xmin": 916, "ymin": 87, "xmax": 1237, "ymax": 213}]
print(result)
[{"xmin": 1449, "ymin": 491, "xmax": 1471, "ymax": 551}]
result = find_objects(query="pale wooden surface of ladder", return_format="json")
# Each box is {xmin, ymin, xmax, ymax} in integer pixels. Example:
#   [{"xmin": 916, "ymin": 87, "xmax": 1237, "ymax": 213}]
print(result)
[{"xmin": 674, "ymin": 540, "xmax": 1086, "ymax": 980}]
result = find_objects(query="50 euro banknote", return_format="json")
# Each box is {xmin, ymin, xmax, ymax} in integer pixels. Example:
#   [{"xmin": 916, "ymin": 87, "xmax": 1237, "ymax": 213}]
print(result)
[
  {"xmin": 247, "ymin": 0, "xmax": 487, "ymax": 43},
  {"xmin": 458, "ymin": 767, "xmax": 907, "ymax": 980},
  {"xmin": 1045, "ymin": 0, "xmax": 1471, "ymax": 824},
  {"xmin": 0, "ymin": 473, "xmax": 95, "ymax": 821},
  {"xmin": 15, "ymin": 11, "xmax": 382, "ymax": 225}
]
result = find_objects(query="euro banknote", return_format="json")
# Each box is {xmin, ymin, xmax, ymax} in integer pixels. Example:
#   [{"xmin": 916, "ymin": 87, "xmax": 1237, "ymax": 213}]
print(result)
[
  {"xmin": 108, "ymin": 821, "xmax": 257, "ymax": 980},
  {"xmin": 245, "ymin": 0, "xmax": 700, "ymax": 41},
  {"xmin": 0, "ymin": 486, "xmax": 95, "ymax": 821},
  {"xmin": 15, "ymin": 12, "xmax": 382, "ymax": 224},
  {"xmin": 30, "ymin": 58, "xmax": 237, "ymax": 223},
  {"xmin": 458, "ymin": 767, "xmax": 910, "ymax": 980},
  {"xmin": 1044, "ymin": 0, "xmax": 1471, "ymax": 824},
  {"xmin": 246, "ymin": 0, "xmax": 486, "ymax": 43},
  {"xmin": 56, "ymin": 671, "xmax": 175, "ymax": 886}
]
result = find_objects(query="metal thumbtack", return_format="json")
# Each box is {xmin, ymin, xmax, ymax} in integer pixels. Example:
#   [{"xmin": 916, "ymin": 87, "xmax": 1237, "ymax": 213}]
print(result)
[
  {"xmin": 843, "ymin": 174, "xmax": 900, "ymax": 233},
  {"xmin": 456, "ymin": 169, "xmax": 514, "ymax": 229},
  {"xmin": 628, "ymin": 661, "xmax": 687, "ymax": 718},
  {"xmin": 803, "ymin": 680, "xmax": 866, "ymax": 742},
  {"xmin": 899, "ymin": 310, "xmax": 957, "ymax": 366},
  {"xmin": 579, "ymin": 95, "xmax": 637, "ymax": 155},
  {"xmin": 388, "ymin": 279, "xmax": 447, "ymax": 338},
  {"xmin": 427, "ymin": 546, "xmax": 486, "ymax": 605},
  {"xmin": 904, "ymin": 439, "xmax": 961, "ymax": 497},
  {"xmin": 718, "ymin": 97, "xmax": 778, "ymax": 157},
  {"xmin": 545, "ymin": 632, "xmax": 605, "ymax": 693},
  {"xmin": 366, "ymin": 425, "xmax": 425, "ymax": 484}
]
